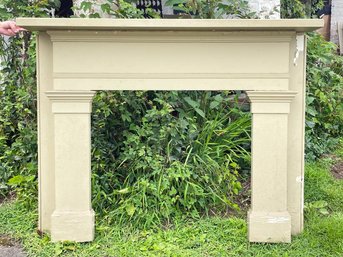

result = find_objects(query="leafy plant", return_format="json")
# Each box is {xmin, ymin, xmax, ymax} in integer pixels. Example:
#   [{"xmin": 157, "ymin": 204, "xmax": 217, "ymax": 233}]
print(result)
[
  {"xmin": 281, "ymin": 0, "xmax": 343, "ymax": 160},
  {"xmin": 304, "ymin": 200, "xmax": 329, "ymax": 216},
  {"xmin": 281, "ymin": 0, "xmax": 324, "ymax": 18},
  {"xmin": 7, "ymin": 174, "xmax": 37, "ymax": 208},
  {"xmin": 74, "ymin": 0, "xmax": 160, "ymax": 18},
  {"xmin": 165, "ymin": 0, "xmax": 256, "ymax": 18},
  {"xmin": 305, "ymin": 33, "xmax": 343, "ymax": 160},
  {"xmin": 0, "ymin": 1, "xmax": 58, "ymax": 202},
  {"xmin": 90, "ymin": 91, "xmax": 250, "ymax": 227}
]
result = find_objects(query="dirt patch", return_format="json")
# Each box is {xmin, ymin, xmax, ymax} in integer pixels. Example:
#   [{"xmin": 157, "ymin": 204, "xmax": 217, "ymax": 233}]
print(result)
[
  {"xmin": 236, "ymin": 178, "xmax": 251, "ymax": 212},
  {"xmin": 0, "ymin": 235, "xmax": 27, "ymax": 257},
  {"xmin": 0, "ymin": 192, "xmax": 16, "ymax": 205},
  {"xmin": 0, "ymin": 235, "xmax": 15, "ymax": 247},
  {"xmin": 331, "ymin": 161, "xmax": 343, "ymax": 179}
]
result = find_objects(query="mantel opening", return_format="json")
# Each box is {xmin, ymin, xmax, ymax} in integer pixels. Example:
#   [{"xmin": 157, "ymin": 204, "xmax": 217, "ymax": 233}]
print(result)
[{"xmin": 89, "ymin": 90, "xmax": 252, "ymax": 227}]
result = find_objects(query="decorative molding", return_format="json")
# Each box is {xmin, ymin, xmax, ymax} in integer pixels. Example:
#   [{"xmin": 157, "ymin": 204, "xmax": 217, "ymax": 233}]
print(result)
[
  {"xmin": 46, "ymin": 91, "xmax": 96, "ymax": 114},
  {"xmin": 53, "ymin": 78, "xmax": 289, "ymax": 91},
  {"xmin": 247, "ymin": 91, "xmax": 297, "ymax": 114},
  {"xmin": 247, "ymin": 91, "xmax": 297, "ymax": 103},
  {"xmin": 46, "ymin": 91, "xmax": 96, "ymax": 101},
  {"xmin": 53, "ymin": 72, "xmax": 291, "ymax": 79},
  {"xmin": 47, "ymin": 30, "xmax": 294, "ymax": 43}
]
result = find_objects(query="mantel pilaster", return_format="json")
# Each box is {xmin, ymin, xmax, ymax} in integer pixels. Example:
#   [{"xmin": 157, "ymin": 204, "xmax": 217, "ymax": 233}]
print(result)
[{"xmin": 46, "ymin": 90, "xmax": 95, "ymax": 242}]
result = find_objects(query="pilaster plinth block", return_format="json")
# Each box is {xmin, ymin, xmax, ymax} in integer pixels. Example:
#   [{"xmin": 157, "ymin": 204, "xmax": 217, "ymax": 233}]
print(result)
[
  {"xmin": 47, "ymin": 91, "xmax": 95, "ymax": 242},
  {"xmin": 51, "ymin": 210, "xmax": 95, "ymax": 242},
  {"xmin": 248, "ymin": 211, "xmax": 291, "ymax": 243}
]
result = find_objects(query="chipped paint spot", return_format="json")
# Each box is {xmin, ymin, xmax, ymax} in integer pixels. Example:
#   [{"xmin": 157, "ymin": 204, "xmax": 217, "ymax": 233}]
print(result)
[
  {"xmin": 294, "ymin": 34, "xmax": 304, "ymax": 66},
  {"xmin": 267, "ymin": 217, "xmax": 290, "ymax": 223},
  {"xmin": 296, "ymin": 176, "xmax": 303, "ymax": 183}
]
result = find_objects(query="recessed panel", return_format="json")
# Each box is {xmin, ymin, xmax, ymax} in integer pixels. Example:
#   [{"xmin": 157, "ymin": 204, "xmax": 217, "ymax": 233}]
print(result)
[{"xmin": 53, "ymin": 41, "xmax": 290, "ymax": 75}]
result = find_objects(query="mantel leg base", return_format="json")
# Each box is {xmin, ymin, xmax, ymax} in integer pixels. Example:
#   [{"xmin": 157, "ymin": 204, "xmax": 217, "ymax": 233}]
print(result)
[
  {"xmin": 248, "ymin": 210, "xmax": 291, "ymax": 243},
  {"xmin": 51, "ymin": 210, "xmax": 95, "ymax": 242}
]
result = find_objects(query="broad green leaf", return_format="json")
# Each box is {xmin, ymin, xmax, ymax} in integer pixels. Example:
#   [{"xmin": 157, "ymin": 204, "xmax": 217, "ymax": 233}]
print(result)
[
  {"xmin": 126, "ymin": 204, "xmax": 136, "ymax": 216},
  {"xmin": 210, "ymin": 101, "xmax": 220, "ymax": 109},
  {"xmin": 195, "ymin": 108, "xmax": 205, "ymax": 118},
  {"xmin": 8, "ymin": 175, "xmax": 25, "ymax": 186},
  {"xmin": 183, "ymin": 97, "xmax": 199, "ymax": 109},
  {"xmin": 118, "ymin": 188, "xmax": 130, "ymax": 194}
]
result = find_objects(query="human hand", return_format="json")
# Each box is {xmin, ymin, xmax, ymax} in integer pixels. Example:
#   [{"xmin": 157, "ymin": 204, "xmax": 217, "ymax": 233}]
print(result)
[{"xmin": 0, "ymin": 21, "xmax": 25, "ymax": 36}]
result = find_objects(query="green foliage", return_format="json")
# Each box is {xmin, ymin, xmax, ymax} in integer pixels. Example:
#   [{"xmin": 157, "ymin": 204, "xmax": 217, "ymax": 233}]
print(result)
[
  {"xmin": 304, "ymin": 200, "xmax": 329, "ymax": 216},
  {"xmin": 0, "ymin": 33, "xmax": 34, "ymax": 200},
  {"xmin": 7, "ymin": 174, "xmax": 37, "ymax": 208},
  {"xmin": 75, "ymin": 0, "xmax": 160, "ymax": 18},
  {"xmin": 165, "ymin": 0, "xmax": 256, "ymax": 18},
  {"xmin": 281, "ymin": 0, "xmax": 343, "ymax": 159},
  {"xmin": 305, "ymin": 33, "xmax": 343, "ymax": 160},
  {"xmin": 305, "ymin": 154, "xmax": 343, "ymax": 214},
  {"xmin": 0, "ymin": 0, "xmax": 59, "ymax": 18},
  {"xmin": 281, "ymin": 0, "xmax": 305, "ymax": 18},
  {"xmin": 0, "ymin": 0, "xmax": 58, "ymax": 201},
  {"xmin": 281, "ymin": 0, "xmax": 324, "ymax": 18}
]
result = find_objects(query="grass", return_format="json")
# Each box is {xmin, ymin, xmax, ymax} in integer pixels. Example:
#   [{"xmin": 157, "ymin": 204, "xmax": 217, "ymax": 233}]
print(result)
[{"xmin": 0, "ymin": 144, "xmax": 343, "ymax": 256}]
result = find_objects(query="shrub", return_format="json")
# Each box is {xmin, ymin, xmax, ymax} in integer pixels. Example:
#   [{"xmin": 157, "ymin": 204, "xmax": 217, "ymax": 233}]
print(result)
[
  {"xmin": 91, "ymin": 91, "xmax": 250, "ymax": 227},
  {"xmin": 281, "ymin": 0, "xmax": 343, "ymax": 159},
  {"xmin": 165, "ymin": 0, "xmax": 256, "ymax": 18},
  {"xmin": 305, "ymin": 33, "xmax": 343, "ymax": 160},
  {"xmin": 281, "ymin": 0, "xmax": 324, "ymax": 18},
  {"xmin": 0, "ymin": 0, "xmax": 56, "ymax": 201}
]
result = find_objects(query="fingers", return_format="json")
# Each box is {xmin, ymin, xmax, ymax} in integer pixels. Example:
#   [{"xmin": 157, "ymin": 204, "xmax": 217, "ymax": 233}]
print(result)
[
  {"xmin": 8, "ymin": 21, "xmax": 20, "ymax": 33},
  {"xmin": 0, "ymin": 21, "xmax": 26, "ymax": 36},
  {"xmin": 0, "ymin": 28, "xmax": 16, "ymax": 36}
]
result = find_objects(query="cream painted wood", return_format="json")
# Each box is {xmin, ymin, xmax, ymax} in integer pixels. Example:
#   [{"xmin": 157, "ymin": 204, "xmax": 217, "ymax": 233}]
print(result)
[
  {"xmin": 247, "ymin": 91, "xmax": 296, "ymax": 243},
  {"xmin": 46, "ymin": 91, "xmax": 95, "ymax": 242},
  {"xmin": 287, "ymin": 33, "xmax": 307, "ymax": 234},
  {"xmin": 17, "ymin": 18, "xmax": 323, "ymax": 32},
  {"xmin": 16, "ymin": 18, "xmax": 322, "ymax": 243},
  {"xmin": 36, "ymin": 32, "xmax": 54, "ymax": 232}
]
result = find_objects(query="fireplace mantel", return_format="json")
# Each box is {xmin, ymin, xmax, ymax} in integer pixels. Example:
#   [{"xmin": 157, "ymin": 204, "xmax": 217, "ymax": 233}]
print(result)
[{"xmin": 17, "ymin": 18, "xmax": 322, "ymax": 244}]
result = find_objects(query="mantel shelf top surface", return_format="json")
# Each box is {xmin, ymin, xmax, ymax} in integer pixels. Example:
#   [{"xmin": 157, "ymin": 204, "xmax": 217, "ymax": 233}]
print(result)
[{"xmin": 17, "ymin": 18, "xmax": 323, "ymax": 32}]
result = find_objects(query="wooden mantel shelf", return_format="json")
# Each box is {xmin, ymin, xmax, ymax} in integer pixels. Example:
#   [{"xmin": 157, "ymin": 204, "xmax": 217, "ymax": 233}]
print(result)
[
  {"xmin": 17, "ymin": 18, "xmax": 323, "ymax": 32},
  {"xmin": 19, "ymin": 17, "xmax": 322, "ymax": 245}
]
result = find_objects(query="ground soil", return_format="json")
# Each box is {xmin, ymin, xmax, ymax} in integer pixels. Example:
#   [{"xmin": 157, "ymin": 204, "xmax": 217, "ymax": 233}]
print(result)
[
  {"xmin": 331, "ymin": 160, "xmax": 343, "ymax": 179},
  {"xmin": 236, "ymin": 178, "xmax": 251, "ymax": 212},
  {"xmin": 0, "ymin": 234, "xmax": 27, "ymax": 257}
]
